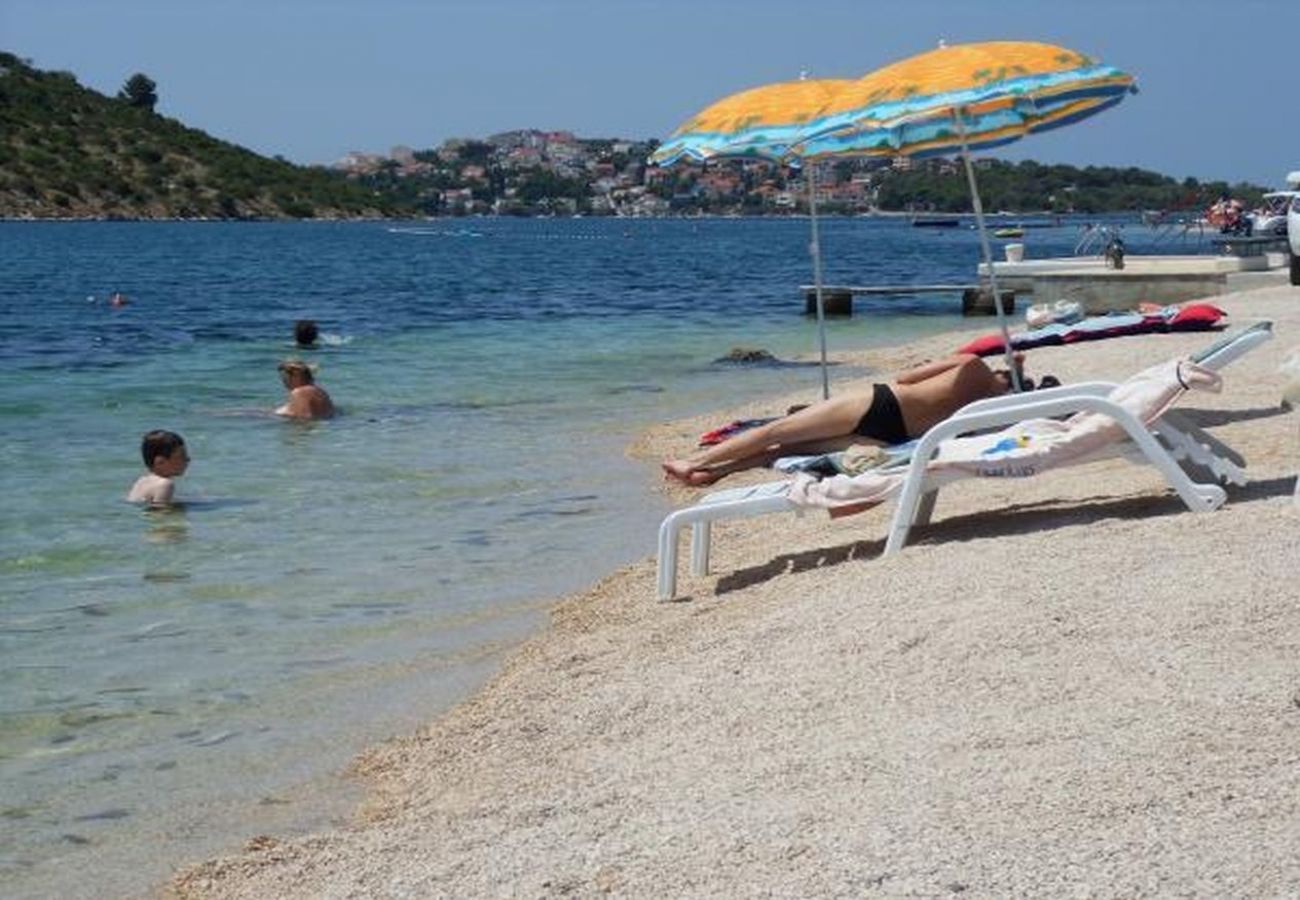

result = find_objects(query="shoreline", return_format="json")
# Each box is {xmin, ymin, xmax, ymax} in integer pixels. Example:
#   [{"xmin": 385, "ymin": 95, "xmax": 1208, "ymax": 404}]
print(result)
[
  {"xmin": 171, "ymin": 278, "xmax": 1300, "ymax": 896},
  {"xmin": 0, "ymin": 209, "xmax": 1117, "ymax": 224}
]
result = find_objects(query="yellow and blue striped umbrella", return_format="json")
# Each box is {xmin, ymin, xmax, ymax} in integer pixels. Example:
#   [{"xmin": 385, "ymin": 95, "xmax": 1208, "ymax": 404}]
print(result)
[
  {"xmin": 794, "ymin": 40, "xmax": 1136, "ymax": 159},
  {"xmin": 788, "ymin": 41, "xmax": 1136, "ymax": 391},
  {"xmin": 649, "ymin": 77, "xmax": 853, "ymax": 167},
  {"xmin": 649, "ymin": 76, "xmax": 856, "ymax": 399},
  {"xmin": 647, "ymin": 42, "xmax": 1135, "ymax": 397}
]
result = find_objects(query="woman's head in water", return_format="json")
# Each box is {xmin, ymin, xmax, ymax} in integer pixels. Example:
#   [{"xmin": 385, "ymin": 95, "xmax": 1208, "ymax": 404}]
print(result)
[{"xmin": 278, "ymin": 359, "xmax": 316, "ymax": 386}]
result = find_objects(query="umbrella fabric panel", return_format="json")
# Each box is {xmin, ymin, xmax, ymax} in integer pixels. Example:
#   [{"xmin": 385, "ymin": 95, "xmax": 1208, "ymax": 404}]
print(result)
[
  {"xmin": 810, "ymin": 41, "xmax": 1131, "ymax": 129},
  {"xmin": 794, "ymin": 41, "xmax": 1135, "ymax": 160},
  {"xmin": 800, "ymin": 90, "xmax": 1131, "ymax": 160},
  {"xmin": 649, "ymin": 78, "xmax": 853, "ymax": 166}
]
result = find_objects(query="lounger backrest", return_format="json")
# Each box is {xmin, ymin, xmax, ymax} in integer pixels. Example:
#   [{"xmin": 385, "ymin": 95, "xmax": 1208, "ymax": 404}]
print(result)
[{"xmin": 1190, "ymin": 321, "xmax": 1273, "ymax": 371}]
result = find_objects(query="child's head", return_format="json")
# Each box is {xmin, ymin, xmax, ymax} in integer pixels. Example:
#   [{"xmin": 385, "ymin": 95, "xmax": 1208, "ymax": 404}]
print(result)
[
  {"xmin": 278, "ymin": 359, "xmax": 315, "ymax": 386},
  {"xmin": 141, "ymin": 430, "xmax": 189, "ymax": 476},
  {"xmin": 294, "ymin": 319, "xmax": 319, "ymax": 347}
]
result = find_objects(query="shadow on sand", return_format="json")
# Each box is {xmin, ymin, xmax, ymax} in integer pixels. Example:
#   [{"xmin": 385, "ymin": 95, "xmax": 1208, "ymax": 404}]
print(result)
[
  {"xmin": 709, "ymin": 475, "xmax": 1295, "ymax": 597},
  {"xmin": 1178, "ymin": 405, "xmax": 1290, "ymax": 428}
]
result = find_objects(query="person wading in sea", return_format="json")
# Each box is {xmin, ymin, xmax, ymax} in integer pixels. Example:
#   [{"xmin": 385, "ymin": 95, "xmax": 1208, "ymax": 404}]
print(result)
[{"xmin": 275, "ymin": 359, "xmax": 335, "ymax": 419}]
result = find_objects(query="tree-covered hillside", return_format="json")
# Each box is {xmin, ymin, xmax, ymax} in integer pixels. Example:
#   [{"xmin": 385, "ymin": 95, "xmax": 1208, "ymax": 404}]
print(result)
[
  {"xmin": 871, "ymin": 159, "xmax": 1266, "ymax": 216},
  {"xmin": 0, "ymin": 52, "xmax": 402, "ymax": 219}
]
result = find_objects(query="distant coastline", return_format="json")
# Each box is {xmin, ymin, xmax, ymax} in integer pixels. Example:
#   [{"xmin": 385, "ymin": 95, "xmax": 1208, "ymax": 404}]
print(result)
[{"xmin": 3, "ymin": 53, "xmax": 1272, "ymax": 222}]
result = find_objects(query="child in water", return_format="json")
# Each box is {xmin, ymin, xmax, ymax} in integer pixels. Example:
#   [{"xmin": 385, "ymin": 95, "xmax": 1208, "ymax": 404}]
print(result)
[{"xmin": 127, "ymin": 430, "xmax": 190, "ymax": 506}]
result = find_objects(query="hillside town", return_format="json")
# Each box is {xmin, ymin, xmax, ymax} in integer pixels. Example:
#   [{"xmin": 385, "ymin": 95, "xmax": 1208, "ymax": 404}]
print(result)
[
  {"xmin": 331, "ymin": 128, "xmax": 918, "ymax": 217},
  {"xmin": 330, "ymin": 129, "xmax": 1254, "ymax": 218}
]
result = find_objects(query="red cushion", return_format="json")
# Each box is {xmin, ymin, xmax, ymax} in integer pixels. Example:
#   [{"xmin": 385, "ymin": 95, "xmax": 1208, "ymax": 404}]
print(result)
[
  {"xmin": 955, "ymin": 332, "xmax": 1007, "ymax": 356},
  {"xmin": 1169, "ymin": 303, "xmax": 1226, "ymax": 328}
]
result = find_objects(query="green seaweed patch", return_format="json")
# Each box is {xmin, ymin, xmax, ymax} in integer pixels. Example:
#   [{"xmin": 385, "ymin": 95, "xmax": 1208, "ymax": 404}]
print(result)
[
  {"xmin": 58, "ymin": 709, "xmax": 135, "ymax": 728},
  {"xmin": 142, "ymin": 570, "xmax": 192, "ymax": 583},
  {"xmin": 186, "ymin": 582, "xmax": 264, "ymax": 601},
  {"xmin": 1, "ymin": 545, "xmax": 114, "ymax": 575}
]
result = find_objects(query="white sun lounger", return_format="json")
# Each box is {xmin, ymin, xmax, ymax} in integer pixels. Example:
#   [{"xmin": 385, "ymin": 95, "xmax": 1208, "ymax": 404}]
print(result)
[{"xmin": 656, "ymin": 322, "xmax": 1272, "ymax": 600}]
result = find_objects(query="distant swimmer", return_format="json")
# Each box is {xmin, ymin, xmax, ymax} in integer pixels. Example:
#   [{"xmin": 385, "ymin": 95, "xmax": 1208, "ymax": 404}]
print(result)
[
  {"xmin": 127, "ymin": 430, "xmax": 190, "ymax": 506},
  {"xmin": 276, "ymin": 359, "xmax": 335, "ymax": 419},
  {"xmin": 110, "ymin": 291, "xmax": 129, "ymax": 308},
  {"xmin": 294, "ymin": 319, "xmax": 319, "ymax": 348}
]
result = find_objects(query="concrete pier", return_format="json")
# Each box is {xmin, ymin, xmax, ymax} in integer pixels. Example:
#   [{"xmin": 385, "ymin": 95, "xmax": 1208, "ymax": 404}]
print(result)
[
  {"xmin": 803, "ymin": 253, "xmax": 1288, "ymax": 317},
  {"xmin": 961, "ymin": 288, "xmax": 1015, "ymax": 316},
  {"xmin": 801, "ymin": 283, "xmax": 979, "ymax": 316},
  {"xmin": 982, "ymin": 252, "xmax": 1289, "ymax": 312}
]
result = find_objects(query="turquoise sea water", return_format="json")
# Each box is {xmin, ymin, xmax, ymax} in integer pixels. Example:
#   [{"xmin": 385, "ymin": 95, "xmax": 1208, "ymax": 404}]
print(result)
[{"xmin": 0, "ymin": 216, "xmax": 1164, "ymax": 896}]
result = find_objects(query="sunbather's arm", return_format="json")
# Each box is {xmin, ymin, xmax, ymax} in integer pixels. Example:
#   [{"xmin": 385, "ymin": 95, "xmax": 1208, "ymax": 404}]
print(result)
[
  {"xmin": 893, "ymin": 353, "xmax": 980, "ymax": 384},
  {"xmin": 895, "ymin": 351, "xmax": 1026, "ymax": 386}
]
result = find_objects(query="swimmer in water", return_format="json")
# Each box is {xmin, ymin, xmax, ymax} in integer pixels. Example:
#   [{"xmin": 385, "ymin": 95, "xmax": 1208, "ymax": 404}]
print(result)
[
  {"xmin": 110, "ymin": 291, "xmax": 129, "ymax": 308},
  {"xmin": 127, "ymin": 430, "xmax": 190, "ymax": 506},
  {"xmin": 275, "ymin": 359, "xmax": 335, "ymax": 419},
  {"xmin": 294, "ymin": 319, "xmax": 319, "ymax": 348}
]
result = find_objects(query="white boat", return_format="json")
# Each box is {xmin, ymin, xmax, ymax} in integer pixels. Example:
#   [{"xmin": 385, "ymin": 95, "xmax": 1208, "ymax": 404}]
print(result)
[{"xmin": 1250, "ymin": 191, "xmax": 1296, "ymax": 236}]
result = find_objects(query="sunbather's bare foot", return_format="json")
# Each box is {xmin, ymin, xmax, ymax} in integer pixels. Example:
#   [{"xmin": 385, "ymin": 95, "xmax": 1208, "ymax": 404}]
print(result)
[{"xmin": 662, "ymin": 459, "xmax": 723, "ymax": 487}]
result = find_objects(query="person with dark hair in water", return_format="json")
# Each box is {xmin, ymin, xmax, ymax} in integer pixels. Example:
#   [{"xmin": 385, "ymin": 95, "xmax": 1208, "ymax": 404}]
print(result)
[
  {"xmin": 294, "ymin": 319, "xmax": 320, "ymax": 348},
  {"xmin": 663, "ymin": 352, "xmax": 1047, "ymax": 487},
  {"xmin": 127, "ymin": 430, "xmax": 190, "ymax": 505}
]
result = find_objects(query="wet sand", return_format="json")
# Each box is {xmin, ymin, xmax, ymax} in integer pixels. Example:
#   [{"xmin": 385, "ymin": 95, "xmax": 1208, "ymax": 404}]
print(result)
[{"xmin": 170, "ymin": 280, "xmax": 1300, "ymax": 897}]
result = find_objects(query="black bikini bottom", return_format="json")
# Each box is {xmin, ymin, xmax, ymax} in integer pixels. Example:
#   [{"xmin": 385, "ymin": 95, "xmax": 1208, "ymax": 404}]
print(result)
[{"xmin": 854, "ymin": 383, "xmax": 909, "ymax": 445}]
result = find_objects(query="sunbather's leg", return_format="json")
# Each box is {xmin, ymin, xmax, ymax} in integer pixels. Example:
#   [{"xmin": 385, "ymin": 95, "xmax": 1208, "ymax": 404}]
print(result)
[
  {"xmin": 665, "ymin": 436, "xmax": 862, "ymax": 485},
  {"xmin": 663, "ymin": 392, "xmax": 876, "ymax": 485}
]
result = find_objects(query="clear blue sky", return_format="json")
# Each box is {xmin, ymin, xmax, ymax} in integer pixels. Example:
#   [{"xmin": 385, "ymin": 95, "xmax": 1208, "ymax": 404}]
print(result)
[{"xmin": 5, "ymin": 0, "xmax": 1297, "ymax": 186}]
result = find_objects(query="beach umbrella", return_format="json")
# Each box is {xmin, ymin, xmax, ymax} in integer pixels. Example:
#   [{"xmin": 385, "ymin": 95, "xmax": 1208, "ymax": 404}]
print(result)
[
  {"xmin": 793, "ymin": 40, "xmax": 1139, "ymax": 389},
  {"xmin": 650, "ymin": 76, "xmax": 854, "ymax": 399}
]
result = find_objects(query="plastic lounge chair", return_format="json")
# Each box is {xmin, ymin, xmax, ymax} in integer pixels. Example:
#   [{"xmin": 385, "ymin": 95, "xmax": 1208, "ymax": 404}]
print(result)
[{"xmin": 656, "ymin": 323, "xmax": 1272, "ymax": 600}]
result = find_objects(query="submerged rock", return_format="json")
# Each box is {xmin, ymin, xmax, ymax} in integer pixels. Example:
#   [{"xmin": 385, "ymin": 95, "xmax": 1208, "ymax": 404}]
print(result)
[
  {"xmin": 712, "ymin": 347, "xmax": 833, "ymax": 370},
  {"xmin": 715, "ymin": 346, "xmax": 778, "ymax": 364}
]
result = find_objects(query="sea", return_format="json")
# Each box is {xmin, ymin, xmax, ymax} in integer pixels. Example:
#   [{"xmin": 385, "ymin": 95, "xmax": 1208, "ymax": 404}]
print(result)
[{"xmin": 0, "ymin": 215, "xmax": 1191, "ymax": 897}]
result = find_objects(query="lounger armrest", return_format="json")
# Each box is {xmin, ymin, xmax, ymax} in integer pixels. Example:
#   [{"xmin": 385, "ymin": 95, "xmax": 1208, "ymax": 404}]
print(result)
[
  {"xmin": 913, "ymin": 393, "xmax": 1146, "ymax": 465},
  {"xmin": 951, "ymin": 381, "xmax": 1116, "ymax": 420}
]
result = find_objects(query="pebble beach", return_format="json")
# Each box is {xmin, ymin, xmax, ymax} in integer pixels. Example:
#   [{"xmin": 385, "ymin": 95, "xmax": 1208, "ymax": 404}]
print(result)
[{"xmin": 166, "ymin": 276, "xmax": 1300, "ymax": 897}]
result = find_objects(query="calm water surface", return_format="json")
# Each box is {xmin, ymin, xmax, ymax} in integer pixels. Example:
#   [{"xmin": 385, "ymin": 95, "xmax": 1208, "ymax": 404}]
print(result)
[{"xmin": 0, "ymin": 216, "xmax": 1173, "ymax": 896}]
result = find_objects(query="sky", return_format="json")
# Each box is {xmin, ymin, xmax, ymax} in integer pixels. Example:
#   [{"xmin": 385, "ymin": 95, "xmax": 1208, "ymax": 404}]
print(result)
[{"xmin": 4, "ymin": 0, "xmax": 1298, "ymax": 186}]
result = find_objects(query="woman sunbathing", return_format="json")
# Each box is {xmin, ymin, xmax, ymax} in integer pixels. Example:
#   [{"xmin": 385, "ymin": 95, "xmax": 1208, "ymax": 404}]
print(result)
[{"xmin": 663, "ymin": 352, "xmax": 1032, "ymax": 487}]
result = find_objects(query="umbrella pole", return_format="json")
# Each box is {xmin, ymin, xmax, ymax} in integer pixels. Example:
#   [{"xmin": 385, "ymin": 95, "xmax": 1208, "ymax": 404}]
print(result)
[
  {"xmin": 806, "ymin": 163, "xmax": 831, "ymax": 399},
  {"xmin": 953, "ymin": 109, "xmax": 1023, "ymax": 392}
]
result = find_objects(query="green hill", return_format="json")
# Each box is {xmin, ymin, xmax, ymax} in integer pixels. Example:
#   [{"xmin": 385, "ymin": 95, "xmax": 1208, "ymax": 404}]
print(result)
[{"xmin": 0, "ymin": 52, "xmax": 404, "ymax": 219}]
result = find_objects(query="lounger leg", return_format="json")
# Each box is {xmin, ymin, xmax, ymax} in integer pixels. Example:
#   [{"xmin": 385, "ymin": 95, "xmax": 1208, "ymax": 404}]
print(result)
[
  {"xmin": 1161, "ymin": 411, "xmax": 1246, "ymax": 468},
  {"xmin": 915, "ymin": 489, "xmax": 939, "ymax": 526},
  {"xmin": 1124, "ymin": 420, "xmax": 1227, "ymax": 512},
  {"xmin": 885, "ymin": 434, "xmax": 942, "ymax": 556},
  {"xmin": 690, "ymin": 521, "xmax": 712, "ymax": 577},
  {"xmin": 885, "ymin": 479, "xmax": 926, "ymax": 555},
  {"xmin": 1156, "ymin": 416, "xmax": 1248, "ymax": 485},
  {"xmin": 657, "ymin": 513, "xmax": 684, "ymax": 601}
]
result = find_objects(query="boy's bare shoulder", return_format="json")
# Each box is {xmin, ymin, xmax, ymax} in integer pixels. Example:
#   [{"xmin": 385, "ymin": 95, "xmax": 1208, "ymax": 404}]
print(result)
[{"xmin": 127, "ymin": 473, "xmax": 175, "ymax": 505}]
